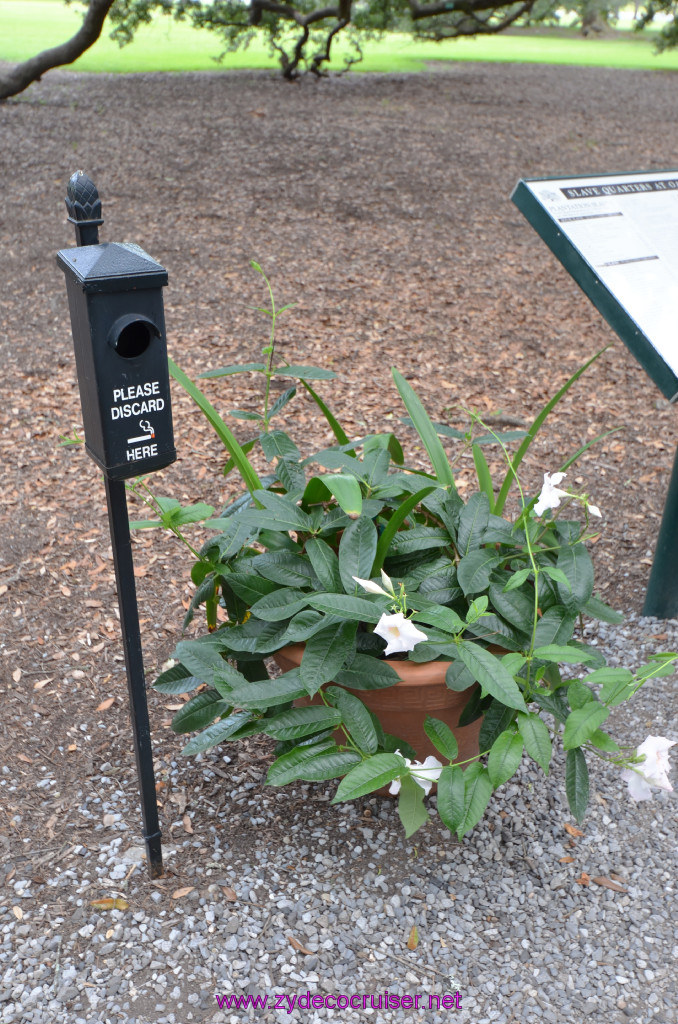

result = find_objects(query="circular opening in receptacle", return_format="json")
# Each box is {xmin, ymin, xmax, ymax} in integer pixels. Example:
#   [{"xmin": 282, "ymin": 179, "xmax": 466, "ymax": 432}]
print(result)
[{"xmin": 115, "ymin": 319, "xmax": 152, "ymax": 359}]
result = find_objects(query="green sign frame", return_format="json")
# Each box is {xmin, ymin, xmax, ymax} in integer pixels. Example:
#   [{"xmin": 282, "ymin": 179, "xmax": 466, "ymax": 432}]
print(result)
[
  {"xmin": 512, "ymin": 170, "xmax": 678, "ymax": 617},
  {"xmin": 512, "ymin": 171, "xmax": 678, "ymax": 402}
]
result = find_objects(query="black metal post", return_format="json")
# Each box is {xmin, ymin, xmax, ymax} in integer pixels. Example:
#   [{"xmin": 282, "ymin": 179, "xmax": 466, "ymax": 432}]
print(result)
[
  {"xmin": 65, "ymin": 170, "xmax": 163, "ymax": 878},
  {"xmin": 643, "ymin": 444, "xmax": 678, "ymax": 618},
  {"xmin": 104, "ymin": 478, "xmax": 164, "ymax": 878}
]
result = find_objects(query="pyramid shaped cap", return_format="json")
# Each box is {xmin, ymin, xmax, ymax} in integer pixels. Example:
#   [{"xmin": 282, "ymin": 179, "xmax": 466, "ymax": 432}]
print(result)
[{"xmin": 57, "ymin": 241, "xmax": 168, "ymax": 294}]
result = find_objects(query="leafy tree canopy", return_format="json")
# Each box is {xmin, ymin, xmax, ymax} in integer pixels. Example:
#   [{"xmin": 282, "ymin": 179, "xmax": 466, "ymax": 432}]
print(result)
[{"xmin": 2, "ymin": 0, "xmax": 678, "ymax": 100}]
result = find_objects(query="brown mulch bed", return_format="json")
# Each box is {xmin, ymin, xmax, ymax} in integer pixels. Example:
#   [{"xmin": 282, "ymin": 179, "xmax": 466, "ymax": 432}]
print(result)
[{"xmin": 1, "ymin": 64, "xmax": 677, "ymax": 881}]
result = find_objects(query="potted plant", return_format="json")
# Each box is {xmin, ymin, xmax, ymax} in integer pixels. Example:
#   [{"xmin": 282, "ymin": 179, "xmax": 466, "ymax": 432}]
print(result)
[{"xmin": 133, "ymin": 264, "xmax": 676, "ymax": 839}]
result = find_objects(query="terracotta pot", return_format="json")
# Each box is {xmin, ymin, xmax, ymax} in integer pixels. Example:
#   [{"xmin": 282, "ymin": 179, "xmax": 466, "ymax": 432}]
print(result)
[{"xmin": 273, "ymin": 644, "xmax": 482, "ymax": 767}]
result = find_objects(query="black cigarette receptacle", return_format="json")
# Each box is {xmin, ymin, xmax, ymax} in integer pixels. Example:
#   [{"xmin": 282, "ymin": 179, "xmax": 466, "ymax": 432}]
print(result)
[{"xmin": 57, "ymin": 180, "xmax": 176, "ymax": 481}]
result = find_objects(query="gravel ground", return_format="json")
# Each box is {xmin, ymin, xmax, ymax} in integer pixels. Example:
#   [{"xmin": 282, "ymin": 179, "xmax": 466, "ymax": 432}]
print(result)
[{"xmin": 2, "ymin": 614, "xmax": 676, "ymax": 1024}]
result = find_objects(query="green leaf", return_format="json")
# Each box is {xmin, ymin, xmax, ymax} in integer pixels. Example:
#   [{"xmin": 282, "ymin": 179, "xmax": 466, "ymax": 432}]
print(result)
[
  {"xmin": 400, "ymin": 416, "xmax": 466, "ymax": 441},
  {"xmin": 261, "ymin": 705, "xmax": 342, "ymax": 741},
  {"xmin": 423, "ymin": 716, "xmax": 459, "ymax": 760},
  {"xmin": 172, "ymin": 638, "xmax": 225, "ymax": 681},
  {"xmin": 180, "ymin": 711, "xmax": 256, "ymax": 755},
  {"xmin": 251, "ymin": 551, "xmax": 316, "ymax": 587},
  {"xmin": 457, "ymin": 641, "xmax": 527, "ymax": 711},
  {"xmin": 198, "ymin": 362, "xmax": 266, "ymax": 378},
  {"xmin": 503, "ymin": 568, "xmax": 533, "ymax": 592},
  {"xmin": 457, "ymin": 763, "xmax": 493, "ymax": 838},
  {"xmin": 226, "ymin": 573, "xmax": 280, "ymax": 605},
  {"xmin": 229, "ymin": 408, "xmax": 263, "ymax": 421},
  {"xmin": 276, "ymin": 458, "xmax": 306, "ymax": 493},
  {"xmin": 317, "ymin": 473, "xmax": 363, "ymax": 517},
  {"xmin": 556, "ymin": 543, "xmax": 594, "ymax": 611},
  {"xmin": 305, "ymin": 538, "xmax": 342, "ymax": 593},
  {"xmin": 479, "ymin": 701, "xmax": 516, "ymax": 750},
  {"xmin": 493, "ymin": 346, "xmax": 607, "ymax": 515},
  {"xmin": 457, "ymin": 550, "xmax": 504, "ymax": 596},
  {"xmin": 170, "ymin": 691, "xmax": 227, "ymax": 734},
  {"xmin": 326, "ymin": 687, "xmax": 378, "ymax": 753},
  {"xmin": 153, "ymin": 663, "xmax": 201, "ymax": 695},
  {"xmin": 307, "ymin": 593, "xmax": 384, "ymax": 623},
  {"xmin": 276, "ymin": 364, "xmax": 337, "ymax": 380},
  {"xmin": 488, "ymin": 730, "xmax": 524, "ymax": 788},
  {"xmin": 412, "ymin": 605, "xmax": 464, "ymax": 635},
  {"xmin": 268, "ymin": 387, "xmax": 297, "ymax": 421},
  {"xmin": 300, "ymin": 621, "xmax": 357, "ymax": 695},
  {"xmin": 588, "ymin": 730, "xmax": 620, "ymax": 753},
  {"xmin": 225, "ymin": 668, "xmax": 309, "ymax": 709},
  {"xmin": 334, "ymin": 654, "xmax": 400, "ymax": 690},
  {"xmin": 533, "ymin": 644, "xmax": 596, "ymax": 665},
  {"xmin": 533, "ymin": 606, "xmax": 576, "ymax": 647},
  {"xmin": 565, "ymin": 747, "xmax": 589, "ymax": 823},
  {"xmin": 211, "ymin": 659, "xmax": 253, "ymax": 698},
  {"xmin": 583, "ymin": 594, "xmax": 624, "ymax": 625},
  {"xmin": 279, "ymin": 610, "xmax": 331, "ymax": 644},
  {"xmin": 297, "ymin": 750, "xmax": 363, "ymax": 781},
  {"xmin": 338, "ymin": 516, "xmax": 378, "ymax": 594},
  {"xmin": 387, "ymin": 527, "xmax": 450, "ymax": 555},
  {"xmin": 259, "ymin": 429, "xmax": 300, "ymax": 462},
  {"xmin": 444, "ymin": 659, "xmax": 476, "ymax": 692},
  {"xmin": 567, "ymin": 679, "xmax": 597, "ymax": 710},
  {"xmin": 472, "ymin": 444, "xmax": 495, "ymax": 510},
  {"xmin": 331, "ymin": 753, "xmax": 405, "ymax": 802},
  {"xmin": 248, "ymin": 588, "xmax": 309, "ymax": 622},
  {"xmin": 391, "ymin": 369, "xmax": 456, "ymax": 489},
  {"xmin": 456, "ymin": 493, "xmax": 490, "ymax": 556},
  {"xmin": 244, "ymin": 490, "xmax": 314, "ymax": 533},
  {"xmin": 169, "ymin": 359, "xmax": 262, "ymax": 496},
  {"xmin": 298, "ymin": 379, "xmax": 350, "ymax": 446},
  {"xmin": 473, "ymin": 430, "xmax": 528, "ymax": 445},
  {"xmin": 488, "ymin": 579, "xmax": 535, "ymax": 633},
  {"xmin": 562, "ymin": 704, "xmax": 610, "ymax": 749},
  {"xmin": 436, "ymin": 764, "xmax": 466, "ymax": 834},
  {"xmin": 464, "ymin": 613, "xmax": 526, "ymax": 653},
  {"xmin": 397, "ymin": 775, "xmax": 430, "ymax": 838},
  {"xmin": 516, "ymin": 712, "xmax": 552, "ymax": 774},
  {"xmin": 588, "ymin": 667, "xmax": 634, "ymax": 707},
  {"xmin": 371, "ymin": 486, "xmax": 437, "ymax": 574},
  {"xmin": 266, "ymin": 738, "xmax": 338, "ymax": 786}
]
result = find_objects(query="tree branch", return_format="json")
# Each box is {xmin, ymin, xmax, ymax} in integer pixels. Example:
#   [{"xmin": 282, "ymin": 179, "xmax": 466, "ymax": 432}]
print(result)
[
  {"xmin": 0, "ymin": 0, "xmax": 116, "ymax": 101},
  {"xmin": 409, "ymin": 0, "xmax": 532, "ymax": 19},
  {"xmin": 410, "ymin": 0, "xmax": 535, "ymax": 35}
]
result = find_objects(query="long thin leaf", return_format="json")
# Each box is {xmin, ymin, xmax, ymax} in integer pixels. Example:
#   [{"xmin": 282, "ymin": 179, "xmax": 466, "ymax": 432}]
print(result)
[
  {"xmin": 472, "ymin": 444, "xmax": 495, "ymax": 511},
  {"xmin": 371, "ymin": 486, "xmax": 436, "ymax": 574},
  {"xmin": 392, "ymin": 369, "xmax": 456, "ymax": 489},
  {"xmin": 169, "ymin": 359, "xmax": 262, "ymax": 496},
  {"xmin": 493, "ymin": 346, "xmax": 608, "ymax": 515},
  {"xmin": 298, "ymin": 378, "xmax": 350, "ymax": 446},
  {"xmin": 557, "ymin": 427, "xmax": 622, "ymax": 473}
]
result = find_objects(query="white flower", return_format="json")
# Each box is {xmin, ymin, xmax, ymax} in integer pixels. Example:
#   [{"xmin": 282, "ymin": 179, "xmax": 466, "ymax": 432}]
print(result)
[
  {"xmin": 160, "ymin": 658, "xmax": 177, "ymax": 673},
  {"xmin": 389, "ymin": 751, "xmax": 443, "ymax": 796},
  {"xmin": 374, "ymin": 611, "xmax": 428, "ymax": 656},
  {"xmin": 352, "ymin": 575, "xmax": 391, "ymax": 598},
  {"xmin": 534, "ymin": 471, "xmax": 570, "ymax": 517},
  {"xmin": 621, "ymin": 735, "xmax": 676, "ymax": 802},
  {"xmin": 380, "ymin": 569, "xmax": 396, "ymax": 596},
  {"xmin": 588, "ymin": 503, "xmax": 602, "ymax": 518}
]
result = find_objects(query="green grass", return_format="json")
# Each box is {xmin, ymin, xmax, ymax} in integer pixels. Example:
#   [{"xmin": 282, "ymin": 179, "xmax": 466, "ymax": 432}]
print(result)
[{"xmin": 2, "ymin": 0, "xmax": 678, "ymax": 74}]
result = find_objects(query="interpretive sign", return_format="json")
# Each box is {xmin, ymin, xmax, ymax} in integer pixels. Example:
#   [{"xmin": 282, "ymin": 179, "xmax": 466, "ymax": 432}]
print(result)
[
  {"xmin": 512, "ymin": 170, "xmax": 678, "ymax": 401},
  {"xmin": 512, "ymin": 169, "xmax": 678, "ymax": 617}
]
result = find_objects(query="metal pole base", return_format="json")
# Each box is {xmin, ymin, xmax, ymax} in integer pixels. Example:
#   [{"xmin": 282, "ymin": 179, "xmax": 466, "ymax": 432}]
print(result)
[
  {"xmin": 643, "ymin": 444, "xmax": 678, "ymax": 619},
  {"xmin": 105, "ymin": 477, "xmax": 164, "ymax": 880}
]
